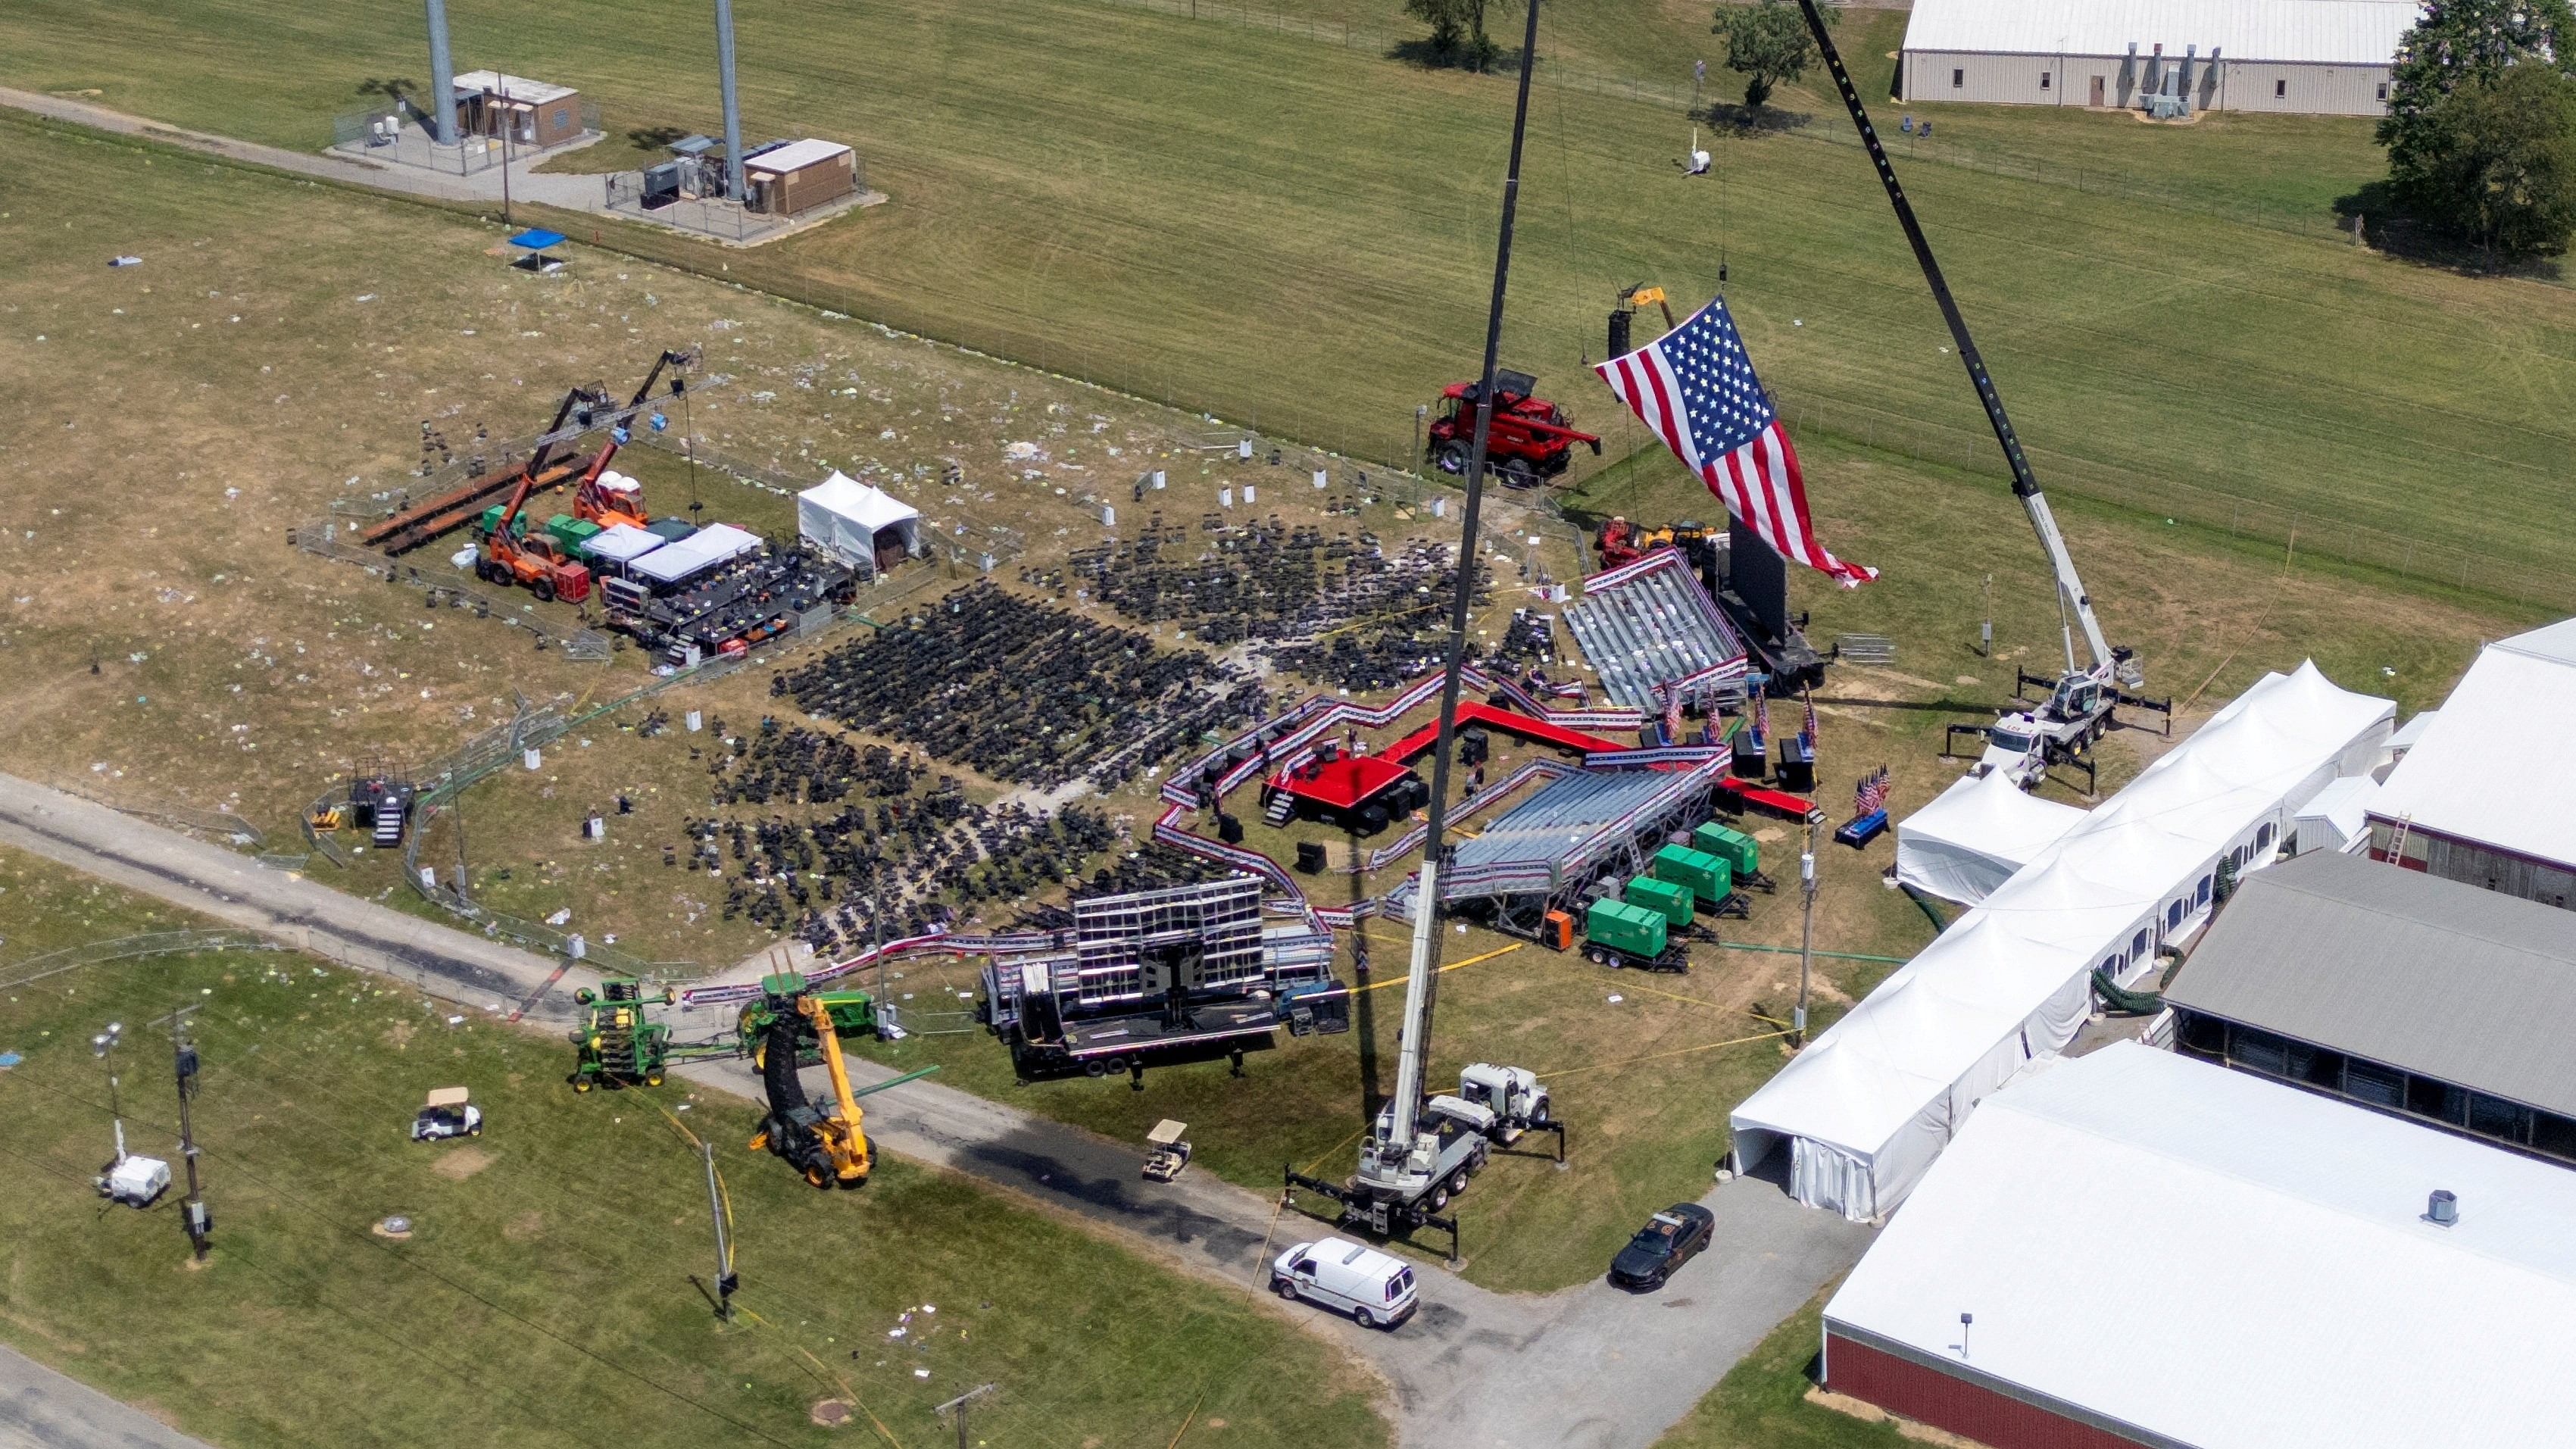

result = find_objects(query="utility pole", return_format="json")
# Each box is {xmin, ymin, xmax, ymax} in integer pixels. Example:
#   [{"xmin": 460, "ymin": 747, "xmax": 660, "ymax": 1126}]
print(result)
[
  {"xmin": 1794, "ymin": 818, "xmax": 1818, "ymax": 1047},
  {"xmin": 1980, "ymin": 573, "xmax": 1994, "ymax": 657},
  {"xmin": 155, "ymin": 1004, "xmax": 211, "ymax": 1260},
  {"xmin": 935, "ymin": 1383, "xmax": 996, "ymax": 1449},
  {"xmin": 701, "ymin": 1140, "xmax": 736, "ymax": 1319},
  {"xmin": 497, "ymin": 77, "xmax": 514, "ymax": 225},
  {"xmin": 90, "ymin": 1021, "xmax": 127, "ymax": 1163}
]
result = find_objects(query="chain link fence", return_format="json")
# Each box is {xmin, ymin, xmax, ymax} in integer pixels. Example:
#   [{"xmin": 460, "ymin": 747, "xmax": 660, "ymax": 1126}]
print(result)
[
  {"xmin": 286, "ymin": 512, "xmax": 617, "ymax": 659},
  {"xmin": 0, "ymin": 929, "xmax": 286, "ymax": 991}
]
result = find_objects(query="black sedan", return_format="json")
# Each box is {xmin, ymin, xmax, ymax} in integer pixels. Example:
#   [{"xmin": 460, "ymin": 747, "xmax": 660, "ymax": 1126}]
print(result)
[{"xmin": 1608, "ymin": 1203, "xmax": 1714, "ymax": 1290}]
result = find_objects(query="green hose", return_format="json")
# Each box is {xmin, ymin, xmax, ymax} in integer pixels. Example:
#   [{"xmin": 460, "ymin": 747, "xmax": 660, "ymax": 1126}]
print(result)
[{"xmin": 1709, "ymin": 941, "xmax": 1910, "ymax": 966}]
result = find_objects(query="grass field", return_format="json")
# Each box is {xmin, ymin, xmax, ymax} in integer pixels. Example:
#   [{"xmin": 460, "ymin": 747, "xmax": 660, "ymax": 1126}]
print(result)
[
  {"xmin": 7, "ymin": 0, "xmax": 2572, "ymax": 602},
  {"xmin": 0, "ymin": 845, "xmax": 1391, "ymax": 1449}
]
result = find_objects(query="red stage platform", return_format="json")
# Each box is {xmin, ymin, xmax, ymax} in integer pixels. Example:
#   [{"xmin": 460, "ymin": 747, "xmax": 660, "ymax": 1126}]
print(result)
[
  {"xmin": 1384, "ymin": 701, "xmax": 1628, "ymax": 764},
  {"xmin": 1269, "ymin": 752, "xmax": 1414, "ymax": 811},
  {"xmin": 1717, "ymin": 776, "xmax": 1823, "ymax": 823}
]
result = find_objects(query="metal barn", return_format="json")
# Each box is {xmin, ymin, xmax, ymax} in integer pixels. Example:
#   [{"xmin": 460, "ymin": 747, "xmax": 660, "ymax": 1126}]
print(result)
[{"xmin": 1897, "ymin": 0, "xmax": 2417, "ymax": 117}]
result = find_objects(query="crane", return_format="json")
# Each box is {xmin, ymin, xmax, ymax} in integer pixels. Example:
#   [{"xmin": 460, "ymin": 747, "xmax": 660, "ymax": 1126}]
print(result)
[
  {"xmin": 1790, "ymin": 0, "xmax": 2166, "ymax": 787},
  {"xmin": 1282, "ymin": 0, "xmax": 1562, "ymax": 1260},
  {"xmin": 572, "ymin": 346, "xmax": 698, "ymax": 531}
]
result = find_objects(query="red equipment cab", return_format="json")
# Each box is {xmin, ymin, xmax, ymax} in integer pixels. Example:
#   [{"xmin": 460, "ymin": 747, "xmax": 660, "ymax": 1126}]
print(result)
[{"xmin": 1426, "ymin": 368, "xmax": 1601, "ymax": 487}]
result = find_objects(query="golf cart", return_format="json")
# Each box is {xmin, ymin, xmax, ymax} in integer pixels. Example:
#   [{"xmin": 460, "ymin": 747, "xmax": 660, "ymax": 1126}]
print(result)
[
  {"xmin": 411, "ymin": 1086, "xmax": 483, "ymax": 1142},
  {"xmin": 1141, "ymin": 1120, "xmax": 1192, "ymax": 1182}
]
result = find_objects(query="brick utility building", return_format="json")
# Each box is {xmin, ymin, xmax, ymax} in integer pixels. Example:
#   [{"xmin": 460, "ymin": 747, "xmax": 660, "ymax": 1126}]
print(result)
[
  {"xmin": 1897, "ymin": 0, "xmax": 2419, "ymax": 116},
  {"xmin": 451, "ymin": 70, "xmax": 585, "ymax": 149},
  {"xmin": 2369, "ymin": 618, "xmax": 2576, "ymax": 909},
  {"xmin": 742, "ymin": 139, "xmax": 860, "ymax": 217},
  {"xmin": 1822, "ymin": 1042, "xmax": 2576, "ymax": 1449},
  {"xmin": 2165, "ymin": 849, "xmax": 2576, "ymax": 1166}
]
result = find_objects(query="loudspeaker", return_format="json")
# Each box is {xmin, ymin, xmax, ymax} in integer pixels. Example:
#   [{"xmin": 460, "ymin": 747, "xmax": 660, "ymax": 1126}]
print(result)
[
  {"xmin": 1295, "ymin": 841, "xmax": 1329, "ymax": 874},
  {"xmin": 1217, "ymin": 813, "xmax": 1244, "ymax": 845}
]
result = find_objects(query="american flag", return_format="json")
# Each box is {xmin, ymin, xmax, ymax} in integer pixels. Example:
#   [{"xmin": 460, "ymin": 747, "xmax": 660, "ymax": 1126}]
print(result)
[
  {"xmin": 1753, "ymin": 691, "xmax": 1770, "ymax": 750},
  {"xmin": 1856, "ymin": 767, "xmax": 1892, "ymax": 817},
  {"xmin": 1663, "ymin": 682, "xmax": 1684, "ymax": 745},
  {"xmin": 1594, "ymin": 297, "xmax": 1876, "ymax": 587},
  {"xmin": 1799, "ymin": 688, "xmax": 1819, "ymax": 754}
]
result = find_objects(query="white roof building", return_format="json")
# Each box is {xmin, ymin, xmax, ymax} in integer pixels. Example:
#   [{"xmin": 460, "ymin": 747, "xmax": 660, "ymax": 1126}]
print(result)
[
  {"xmin": 1900, "ymin": 0, "xmax": 2419, "ymax": 67},
  {"xmin": 1822, "ymin": 1042, "xmax": 2576, "ymax": 1449},
  {"xmin": 746, "ymin": 139, "xmax": 854, "ymax": 175},
  {"xmin": 2369, "ymin": 620, "xmax": 2576, "ymax": 906},
  {"xmin": 1897, "ymin": 0, "xmax": 2418, "ymax": 115},
  {"xmin": 449, "ymin": 70, "xmax": 579, "ymax": 106},
  {"xmin": 1731, "ymin": 662, "xmax": 2392, "ymax": 1220}
]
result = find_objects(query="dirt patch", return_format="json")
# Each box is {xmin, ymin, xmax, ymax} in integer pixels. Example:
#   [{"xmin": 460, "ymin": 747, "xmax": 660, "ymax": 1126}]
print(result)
[
  {"xmin": 502, "ymin": 1209, "xmax": 544, "ymax": 1241},
  {"xmin": 429, "ymin": 1145, "xmax": 492, "ymax": 1179},
  {"xmin": 1806, "ymin": 1385, "xmax": 1989, "ymax": 1447},
  {"xmin": 382, "ymin": 1018, "xmax": 415, "ymax": 1050},
  {"xmin": 809, "ymin": 1398, "xmax": 854, "ymax": 1428}
]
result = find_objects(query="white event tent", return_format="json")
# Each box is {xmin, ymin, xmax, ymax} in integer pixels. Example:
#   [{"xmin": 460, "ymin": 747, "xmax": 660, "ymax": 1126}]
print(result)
[
  {"xmin": 1894, "ymin": 768, "xmax": 2088, "ymax": 904},
  {"xmin": 1730, "ymin": 662, "xmax": 2391, "ymax": 1220},
  {"xmin": 798, "ymin": 470, "xmax": 920, "ymax": 576}
]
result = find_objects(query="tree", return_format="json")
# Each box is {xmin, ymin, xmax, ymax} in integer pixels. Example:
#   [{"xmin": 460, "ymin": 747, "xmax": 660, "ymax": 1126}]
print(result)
[
  {"xmin": 1405, "ymin": 0, "xmax": 1516, "ymax": 70},
  {"xmin": 2379, "ymin": 0, "xmax": 2576, "ymax": 170},
  {"xmin": 1713, "ymin": 0, "xmax": 1834, "ymax": 114},
  {"xmin": 2396, "ymin": 64, "xmax": 2576, "ymax": 265}
]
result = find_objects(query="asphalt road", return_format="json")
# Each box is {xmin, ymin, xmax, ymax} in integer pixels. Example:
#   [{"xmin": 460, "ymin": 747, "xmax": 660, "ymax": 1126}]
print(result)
[
  {"xmin": 0, "ymin": 773, "xmax": 1871, "ymax": 1447},
  {"xmin": 0, "ymin": 1347, "xmax": 211, "ymax": 1449}
]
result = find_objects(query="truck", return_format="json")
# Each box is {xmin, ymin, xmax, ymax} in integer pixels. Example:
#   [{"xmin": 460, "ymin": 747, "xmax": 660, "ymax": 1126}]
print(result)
[
  {"xmin": 1768, "ymin": 0, "xmax": 2176, "ymax": 788},
  {"xmin": 1425, "ymin": 370, "xmax": 1600, "ymax": 487},
  {"xmin": 1284, "ymin": 846, "xmax": 1565, "ymax": 1252}
]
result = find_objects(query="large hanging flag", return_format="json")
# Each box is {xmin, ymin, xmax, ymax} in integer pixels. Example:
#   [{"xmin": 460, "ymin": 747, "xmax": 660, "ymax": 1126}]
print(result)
[{"xmin": 1593, "ymin": 296, "xmax": 1876, "ymax": 587}]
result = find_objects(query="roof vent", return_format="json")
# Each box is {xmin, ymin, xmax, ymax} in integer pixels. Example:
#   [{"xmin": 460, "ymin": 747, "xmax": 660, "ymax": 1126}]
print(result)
[{"xmin": 2425, "ymin": 1189, "xmax": 2459, "ymax": 1227}]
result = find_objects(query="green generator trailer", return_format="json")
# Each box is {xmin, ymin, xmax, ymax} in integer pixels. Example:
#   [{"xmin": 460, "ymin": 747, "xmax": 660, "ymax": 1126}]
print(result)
[
  {"xmin": 1624, "ymin": 873, "xmax": 1694, "ymax": 927},
  {"xmin": 1689, "ymin": 822, "xmax": 1778, "ymax": 892},
  {"xmin": 1583, "ymin": 897, "xmax": 1690, "ymax": 971}
]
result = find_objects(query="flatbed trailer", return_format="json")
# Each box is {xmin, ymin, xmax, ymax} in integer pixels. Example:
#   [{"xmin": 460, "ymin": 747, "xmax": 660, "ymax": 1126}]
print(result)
[{"xmin": 363, "ymin": 454, "xmax": 592, "ymax": 554}]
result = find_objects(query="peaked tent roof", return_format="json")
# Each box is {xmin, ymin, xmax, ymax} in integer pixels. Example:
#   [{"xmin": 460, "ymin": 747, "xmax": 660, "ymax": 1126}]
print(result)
[{"xmin": 800, "ymin": 470, "xmax": 918, "ymax": 532}]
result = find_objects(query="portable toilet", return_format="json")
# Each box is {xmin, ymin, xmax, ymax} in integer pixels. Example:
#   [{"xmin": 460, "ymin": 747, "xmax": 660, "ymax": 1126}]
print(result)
[
  {"xmin": 1624, "ymin": 873, "xmax": 1694, "ymax": 927},
  {"xmin": 1691, "ymin": 822, "xmax": 1759, "ymax": 879},
  {"xmin": 1651, "ymin": 844, "xmax": 1731, "ymax": 902}
]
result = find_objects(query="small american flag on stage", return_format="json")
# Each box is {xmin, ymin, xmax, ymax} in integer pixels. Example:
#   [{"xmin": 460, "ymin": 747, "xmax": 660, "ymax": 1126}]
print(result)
[
  {"xmin": 1594, "ymin": 297, "xmax": 1876, "ymax": 587},
  {"xmin": 1799, "ymin": 687, "xmax": 1819, "ymax": 754},
  {"xmin": 1753, "ymin": 691, "xmax": 1770, "ymax": 750}
]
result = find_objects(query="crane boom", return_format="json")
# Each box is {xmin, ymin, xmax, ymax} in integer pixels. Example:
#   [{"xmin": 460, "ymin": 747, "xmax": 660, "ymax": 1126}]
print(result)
[{"xmin": 1788, "ymin": 0, "xmax": 2130, "ymax": 686}]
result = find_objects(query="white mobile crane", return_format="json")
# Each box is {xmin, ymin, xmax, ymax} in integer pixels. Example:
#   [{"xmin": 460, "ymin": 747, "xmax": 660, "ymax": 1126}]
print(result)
[
  {"xmin": 1783, "ymin": 0, "xmax": 2169, "ymax": 791},
  {"xmin": 1282, "ymin": 0, "xmax": 1565, "ymax": 1263}
]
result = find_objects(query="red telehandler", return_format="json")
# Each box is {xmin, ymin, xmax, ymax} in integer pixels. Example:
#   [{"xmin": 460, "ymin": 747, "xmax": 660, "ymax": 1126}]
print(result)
[{"xmin": 570, "ymin": 347, "xmax": 698, "ymax": 532}]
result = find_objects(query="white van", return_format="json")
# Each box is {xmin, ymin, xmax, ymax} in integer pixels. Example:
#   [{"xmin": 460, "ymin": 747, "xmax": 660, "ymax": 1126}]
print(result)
[{"xmin": 1271, "ymin": 1237, "xmax": 1418, "ymax": 1329}]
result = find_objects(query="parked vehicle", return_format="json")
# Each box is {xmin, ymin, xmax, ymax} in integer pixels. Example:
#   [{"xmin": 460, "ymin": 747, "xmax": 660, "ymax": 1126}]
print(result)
[
  {"xmin": 411, "ymin": 1086, "xmax": 483, "ymax": 1141},
  {"xmin": 1271, "ymin": 1237, "xmax": 1419, "ymax": 1329},
  {"xmin": 1608, "ymin": 1203, "xmax": 1714, "ymax": 1290}
]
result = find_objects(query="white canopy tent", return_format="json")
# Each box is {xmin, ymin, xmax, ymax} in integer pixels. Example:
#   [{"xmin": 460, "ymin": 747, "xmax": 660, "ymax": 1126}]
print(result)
[
  {"xmin": 1894, "ymin": 770, "xmax": 2087, "ymax": 905},
  {"xmin": 631, "ymin": 521, "xmax": 760, "ymax": 586},
  {"xmin": 1731, "ymin": 662, "xmax": 2392, "ymax": 1220},
  {"xmin": 798, "ymin": 470, "xmax": 920, "ymax": 577}
]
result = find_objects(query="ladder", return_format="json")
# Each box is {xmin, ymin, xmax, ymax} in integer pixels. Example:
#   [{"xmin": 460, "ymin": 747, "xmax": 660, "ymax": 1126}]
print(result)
[
  {"xmin": 373, "ymin": 798, "xmax": 407, "ymax": 848},
  {"xmin": 2385, "ymin": 812, "xmax": 2414, "ymax": 866}
]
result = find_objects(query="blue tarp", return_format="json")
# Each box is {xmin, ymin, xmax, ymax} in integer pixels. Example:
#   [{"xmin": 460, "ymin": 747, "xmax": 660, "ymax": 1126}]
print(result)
[{"xmin": 507, "ymin": 228, "xmax": 567, "ymax": 250}]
